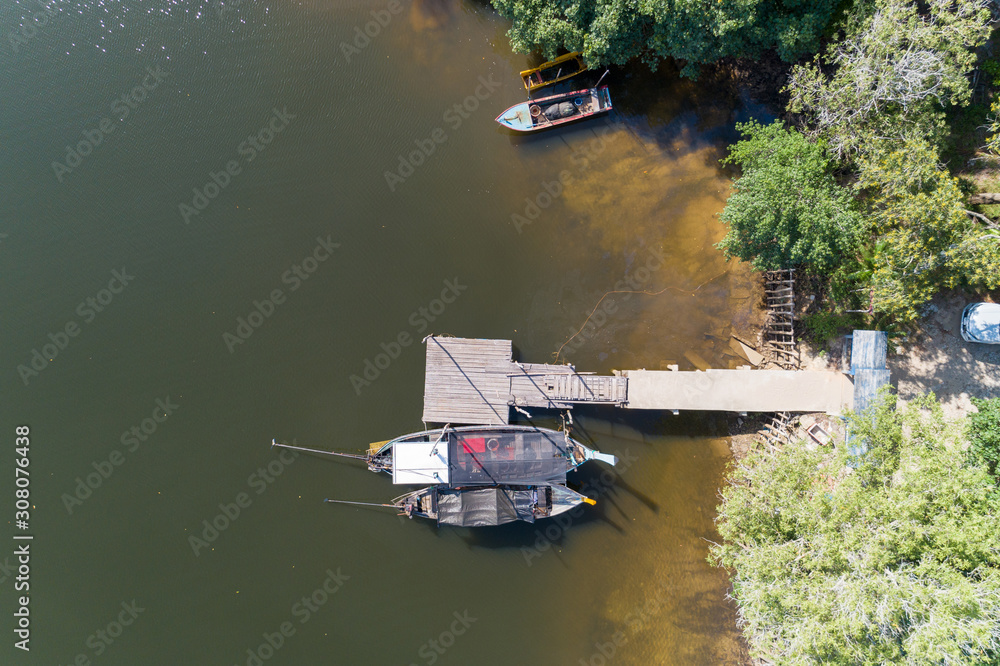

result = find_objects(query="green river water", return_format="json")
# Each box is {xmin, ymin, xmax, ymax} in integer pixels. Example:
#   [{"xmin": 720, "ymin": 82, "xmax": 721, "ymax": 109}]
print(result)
[{"xmin": 0, "ymin": 0, "xmax": 772, "ymax": 663}]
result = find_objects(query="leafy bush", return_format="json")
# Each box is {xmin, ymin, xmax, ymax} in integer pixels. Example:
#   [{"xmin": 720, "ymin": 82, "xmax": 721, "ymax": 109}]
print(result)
[
  {"xmin": 969, "ymin": 396, "xmax": 1000, "ymax": 478},
  {"xmin": 490, "ymin": 0, "xmax": 840, "ymax": 78},
  {"xmin": 981, "ymin": 58, "xmax": 1000, "ymax": 86},
  {"xmin": 856, "ymin": 139, "xmax": 1000, "ymax": 322},
  {"xmin": 710, "ymin": 394, "xmax": 1000, "ymax": 664},
  {"xmin": 716, "ymin": 120, "xmax": 862, "ymax": 272},
  {"xmin": 802, "ymin": 311, "xmax": 859, "ymax": 347}
]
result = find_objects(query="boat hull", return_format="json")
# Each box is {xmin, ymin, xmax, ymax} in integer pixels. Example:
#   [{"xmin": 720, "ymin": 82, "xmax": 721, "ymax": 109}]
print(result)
[
  {"xmin": 495, "ymin": 86, "xmax": 612, "ymax": 133},
  {"xmin": 520, "ymin": 52, "xmax": 587, "ymax": 92}
]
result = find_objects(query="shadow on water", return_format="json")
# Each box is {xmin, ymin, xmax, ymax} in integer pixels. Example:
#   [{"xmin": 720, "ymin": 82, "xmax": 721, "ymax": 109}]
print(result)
[
  {"xmin": 503, "ymin": 394, "xmax": 726, "ymax": 448},
  {"xmin": 454, "ymin": 455, "xmax": 659, "ymax": 552},
  {"xmin": 455, "ymin": 501, "xmax": 617, "ymax": 553},
  {"xmin": 616, "ymin": 65, "xmax": 770, "ymax": 167},
  {"xmin": 572, "ymin": 404, "xmax": 731, "ymax": 440}
]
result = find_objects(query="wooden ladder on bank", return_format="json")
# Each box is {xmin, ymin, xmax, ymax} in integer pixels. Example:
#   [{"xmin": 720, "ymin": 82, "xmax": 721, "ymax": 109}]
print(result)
[
  {"xmin": 763, "ymin": 269, "xmax": 798, "ymax": 369},
  {"xmin": 756, "ymin": 412, "xmax": 796, "ymax": 449}
]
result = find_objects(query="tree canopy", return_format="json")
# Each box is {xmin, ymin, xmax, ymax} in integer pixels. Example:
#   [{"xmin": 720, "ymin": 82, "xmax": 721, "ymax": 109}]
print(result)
[
  {"xmin": 710, "ymin": 394, "xmax": 1000, "ymax": 664},
  {"xmin": 490, "ymin": 0, "xmax": 841, "ymax": 77},
  {"xmin": 716, "ymin": 0, "xmax": 998, "ymax": 324},
  {"xmin": 788, "ymin": 0, "xmax": 991, "ymax": 160},
  {"xmin": 855, "ymin": 139, "xmax": 1000, "ymax": 321},
  {"xmin": 969, "ymin": 397, "xmax": 1000, "ymax": 480},
  {"xmin": 716, "ymin": 120, "xmax": 862, "ymax": 271}
]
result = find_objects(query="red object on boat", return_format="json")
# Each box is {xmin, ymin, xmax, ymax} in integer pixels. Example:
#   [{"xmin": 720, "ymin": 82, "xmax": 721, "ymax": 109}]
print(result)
[{"xmin": 461, "ymin": 437, "xmax": 486, "ymax": 453}]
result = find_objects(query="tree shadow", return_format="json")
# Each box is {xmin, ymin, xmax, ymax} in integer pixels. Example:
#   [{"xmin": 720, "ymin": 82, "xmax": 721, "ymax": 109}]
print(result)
[{"xmin": 889, "ymin": 290, "xmax": 1000, "ymax": 409}]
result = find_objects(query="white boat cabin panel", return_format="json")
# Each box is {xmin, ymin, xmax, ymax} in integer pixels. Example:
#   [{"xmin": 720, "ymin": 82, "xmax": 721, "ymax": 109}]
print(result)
[{"xmin": 391, "ymin": 440, "xmax": 450, "ymax": 485}]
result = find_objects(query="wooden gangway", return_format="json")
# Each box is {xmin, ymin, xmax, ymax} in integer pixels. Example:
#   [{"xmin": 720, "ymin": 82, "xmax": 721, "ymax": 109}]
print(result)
[
  {"xmin": 514, "ymin": 373, "xmax": 627, "ymax": 405},
  {"xmin": 422, "ymin": 336, "xmax": 857, "ymax": 425}
]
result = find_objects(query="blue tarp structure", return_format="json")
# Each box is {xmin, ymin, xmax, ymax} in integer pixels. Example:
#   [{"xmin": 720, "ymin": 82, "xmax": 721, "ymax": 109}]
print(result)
[
  {"xmin": 849, "ymin": 330, "xmax": 891, "ymax": 413},
  {"xmin": 846, "ymin": 330, "xmax": 891, "ymax": 457}
]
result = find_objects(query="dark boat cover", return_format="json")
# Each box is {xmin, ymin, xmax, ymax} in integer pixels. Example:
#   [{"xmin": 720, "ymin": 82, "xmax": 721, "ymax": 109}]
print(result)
[
  {"xmin": 447, "ymin": 430, "xmax": 570, "ymax": 485},
  {"xmin": 436, "ymin": 487, "xmax": 535, "ymax": 526},
  {"xmin": 544, "ymin": 101, "xmax": 576, "ymax": 120}
]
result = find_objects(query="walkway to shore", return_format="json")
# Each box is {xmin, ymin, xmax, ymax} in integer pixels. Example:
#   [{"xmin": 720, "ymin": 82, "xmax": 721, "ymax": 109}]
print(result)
[
  {"xmin": 422, "ymin": 336, "xmax": 857, "ymax": 425},
  {"xmin": 622, "ymin": 368, "xmax": 853, "ymax": 415}
]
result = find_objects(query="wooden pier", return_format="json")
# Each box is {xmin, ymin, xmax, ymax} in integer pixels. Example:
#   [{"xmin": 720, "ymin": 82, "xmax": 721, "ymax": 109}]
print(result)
[
  {"xmin": 762, "ymin": 269, "xmax": 799, "ymax": 368},
  {"xmin": 422, "ymin": 336, "xmax": 627, "ymax": 425},
  {"xmin": 422, "ymin": 336, "xmax": 859, "ymax": 425}
]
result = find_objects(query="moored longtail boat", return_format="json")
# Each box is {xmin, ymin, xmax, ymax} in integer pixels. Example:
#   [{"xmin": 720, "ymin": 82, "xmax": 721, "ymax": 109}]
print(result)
[
  {"xmin": 392, "ymin": 484, "xmax": 594, "ymax": 527},
  {"xmin": 495, "ymin": 86, "xmax": 612, "ymax": 133},
  {"xmin": 367, "ymin": 424, "xmax": 617, "ymax": 486},
  {"xmin": 520, "ymin": 52, "xmax": 588, "ymax": 92}
]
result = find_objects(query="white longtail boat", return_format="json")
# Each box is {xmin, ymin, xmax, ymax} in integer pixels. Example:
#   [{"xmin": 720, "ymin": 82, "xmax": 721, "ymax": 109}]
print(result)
[{"xmin": 365, "ymin": 424, "xmax": 617, "ymax": 486}]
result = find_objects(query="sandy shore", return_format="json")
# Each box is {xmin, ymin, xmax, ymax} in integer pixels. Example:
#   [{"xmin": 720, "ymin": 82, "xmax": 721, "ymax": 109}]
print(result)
[
  {"xmin": 795, "ymin": 291, "xmax": 999, "ymax": 419},
  {"xmin": 889, "ymin": 291, "xmax": 1000, "ymax": 419},
  {"xmin": 727, "ymin": 289, "xmax": 999, "ymax": 457}
]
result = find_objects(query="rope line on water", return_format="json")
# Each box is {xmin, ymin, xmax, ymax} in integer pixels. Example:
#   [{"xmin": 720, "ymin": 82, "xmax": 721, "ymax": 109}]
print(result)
[{"xmin": 553, "ymin": 269, "xmax": 730, "ymax": 363}]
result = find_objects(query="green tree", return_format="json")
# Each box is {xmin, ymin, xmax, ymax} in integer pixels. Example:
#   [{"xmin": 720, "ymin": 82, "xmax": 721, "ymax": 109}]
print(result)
[
  {"xmin": 987, "ymin": 99, "xmax": 1000, "ymax": 156},
  {"xmin": 788, "ymin": 0, "xmax": 990, "ymax": 160},
  {"xmin": 969, "ymin": 397, "xmax": 1000, "ymax": 479},
  {"xmin": 710, "ymin": 394, "xmax": 1000, "ymax": 664},
  {"xmin": 856, "ymin": 139, "xmax": 1000, "ymax": 321},
  {"xmin": 490, "ymin": 0, "xmax": 841, "ymax": 77},
  {"xmin": 716, "ymin": 120, "xmax": 861, "ymax": 271}
]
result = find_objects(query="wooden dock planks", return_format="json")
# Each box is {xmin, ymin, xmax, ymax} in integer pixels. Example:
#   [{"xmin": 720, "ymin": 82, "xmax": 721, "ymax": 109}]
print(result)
[
  {"xmin": 422, "ymin": 337, "xmax": 514, "ymax": 425},
  {"xmin": 422, "ymin": 337, "xmax": 628, "ymax": 424},
  {"xmin": 509, "ymin": 373, "xmax": 627, "ymax": 408}
]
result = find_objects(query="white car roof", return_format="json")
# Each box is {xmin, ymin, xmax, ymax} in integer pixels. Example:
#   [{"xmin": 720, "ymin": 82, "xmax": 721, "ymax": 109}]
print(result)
[{"xmin": 965, "ymin": 303, "xmax": 1000, "ymax": 343}]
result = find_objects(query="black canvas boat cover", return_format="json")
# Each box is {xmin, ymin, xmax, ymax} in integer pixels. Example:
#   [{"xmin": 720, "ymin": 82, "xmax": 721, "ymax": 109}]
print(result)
[
  {"xmin": 544, "ymin": 101, "xmax": 576, "ymax": 120},
  {"xmin": 447, "ymin": 430, "xmax": 570, "ymax": 485},
  {"xmin": 436, "ymin": 487, "xmax": 535, "ymax": 527}
]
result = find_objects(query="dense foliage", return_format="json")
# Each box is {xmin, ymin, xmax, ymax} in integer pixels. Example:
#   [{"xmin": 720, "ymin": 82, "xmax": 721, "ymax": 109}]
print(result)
[
  {"xmin": 717, "ymin": 121, "xmax": 1000, "ymax": 322},
  {"xmin": 710, "ymin": 395, "xmax": 1000, "ymax": 664},
  {"xmin": 988, "ymin": 99, "xmax": 1000, "ymax": 155},
  {"xmin": 969, "ymin": 397, "xmax": 1000, "ymax": 479},
  {"xmin": 490, "ymin": 0, "xmax": 841, "ymax": 77},
  {"xmin": 788, "ymin": 0, "xmax": 991, "ymax": 160},
  {"xmin": 717, "ymin": 121, "xmax": 861, "ymax": 272},
  {"xmin": 716, "ymin": 0, "xmax": 998, "ymax": 325},
  {"xmin": 856, "ymin": 139, "xmax": 1000, "ymax": 320}
]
